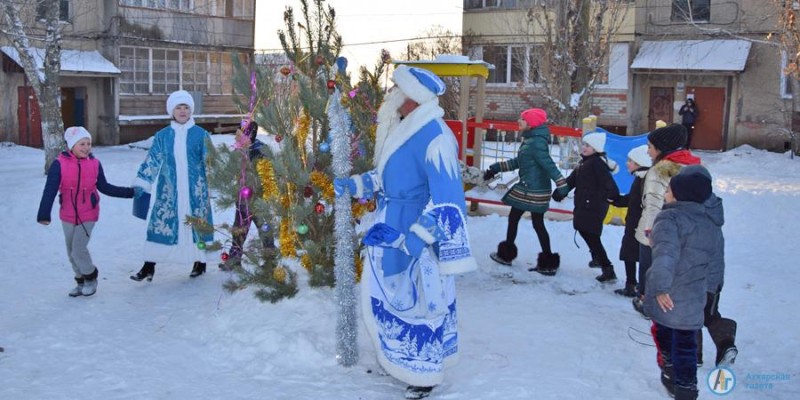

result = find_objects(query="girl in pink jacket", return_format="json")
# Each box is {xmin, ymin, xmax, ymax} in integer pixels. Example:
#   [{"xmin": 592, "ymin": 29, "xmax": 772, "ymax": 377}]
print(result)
[{"xmin": 37, "ymin": 127, "xmax": 134, "ymax": 297}]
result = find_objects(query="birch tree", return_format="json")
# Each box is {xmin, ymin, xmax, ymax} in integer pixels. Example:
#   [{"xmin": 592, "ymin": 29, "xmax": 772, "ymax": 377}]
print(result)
[
  {"xmin": 516, "ymin": 0, "xmax": 629, "ymax": 127},
  {"xmin": 1, "ymin": 0, "xmax": 65, "ymax": 172}
]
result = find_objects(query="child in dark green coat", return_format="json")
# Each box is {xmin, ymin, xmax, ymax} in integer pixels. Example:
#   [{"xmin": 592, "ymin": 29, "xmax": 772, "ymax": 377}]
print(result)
[{"xmin": 483, "ymin": 108, "xmax": 568, "ymax": 275}]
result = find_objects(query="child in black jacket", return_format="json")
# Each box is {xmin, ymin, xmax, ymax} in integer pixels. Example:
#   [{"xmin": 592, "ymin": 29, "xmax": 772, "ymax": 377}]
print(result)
[
  {"xmin": 611, "ymin": 144, "xmax": 651, "ymax": 297},
  {"xmin": 553, "ymin": 131, "xmax": 620, "ymax": 282}
]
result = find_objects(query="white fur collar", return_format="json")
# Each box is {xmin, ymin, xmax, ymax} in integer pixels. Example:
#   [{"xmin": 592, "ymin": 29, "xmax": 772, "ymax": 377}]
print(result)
[
  {"xmin": 170, "ymin": 118, "xmax": 195, "ymax": 132},
  {"xmin": 375, "ymin": 101, "xmax": 444, "ymax": 177}
]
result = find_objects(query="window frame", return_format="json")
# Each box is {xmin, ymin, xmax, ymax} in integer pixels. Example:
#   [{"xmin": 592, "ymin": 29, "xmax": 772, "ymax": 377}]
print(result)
[{"xmin": 671, "ymin": 0, "xmax": 710, "ymax": 23}]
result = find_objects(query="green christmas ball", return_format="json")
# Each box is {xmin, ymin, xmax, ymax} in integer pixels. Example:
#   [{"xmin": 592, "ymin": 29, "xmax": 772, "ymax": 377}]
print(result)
[
  {"xmin": 296, "ymin": 224, "xmax": 309, "ymax": 235},
  {"xmin": 197, "ymin": 242, "xmax": 206, "ymax": 250}
]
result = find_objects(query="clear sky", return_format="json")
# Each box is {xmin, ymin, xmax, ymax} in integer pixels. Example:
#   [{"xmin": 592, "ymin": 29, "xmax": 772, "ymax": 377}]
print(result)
[{"xmin": 255, "ymin": 0, "xmax": 463, "ymax": 69}]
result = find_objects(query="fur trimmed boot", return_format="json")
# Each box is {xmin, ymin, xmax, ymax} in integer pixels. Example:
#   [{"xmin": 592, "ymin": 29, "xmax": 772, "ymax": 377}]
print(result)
[
  {"xmin": 69, "ymin": 277, "xmax": 85, "ymax": 297},
  {"xmin": 529, "ymin": 252, "xmax": 560, "ymax": 276},
  {"xmin": 489, "ymin": 241, "xmax": 517, "ymax": 266},
  {"xmin": 81, "ymin": 268, "xmax": 99, "ymax": 296}
]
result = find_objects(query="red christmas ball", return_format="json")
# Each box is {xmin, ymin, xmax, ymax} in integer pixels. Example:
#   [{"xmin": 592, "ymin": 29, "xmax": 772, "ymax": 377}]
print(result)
[
  {"xmin": 367, "ymin": 201, "xmax": 376, "ymax": 212},
  {"xmin": 314, "ymin": 203, "xmax": 325, "ymax": 214},
  {"xmin": 303, "ymin": 186, "xmax": 314, "ymax": 198},
  {"xmin": 221, "ymin": 252, "xmax": 229, "ymax": 261},
  {"xmin": 275, "ymin": 134, "xmax": 283, "ymax": 143},
  {"xmin": 280, "ymin": 66, "xmax": 291, "ymax": 76},
  {"xmin": 327, "ymin": 80, "xmax": 336, "ymax": 90}
]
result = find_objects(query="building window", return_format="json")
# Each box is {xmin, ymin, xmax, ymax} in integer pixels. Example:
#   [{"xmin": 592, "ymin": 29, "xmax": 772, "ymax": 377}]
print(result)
[
  {"xmin": 37, "ymin": 0, "xmax": 70, "ymax": 21},
  {"xmin": 464, "ymin": 0, "xmax": 501, "ymax": 10},
  {"xmin": 782, "ymin": 51, "xmax": 794, "ymax": 99},
  {"xmin": 672, "ymin": 0, "xmax": 710, "ymax": 22},
  {"xmin": 480, "ymin": 45, "xmax": 537, "ymax": 85},
  {"xmin": 120, "ymin": 47, "xmax": 236, "ymax": 95},
  {"xmin": 119, "ymin": 47, "xmax": 150, "ymax": 94},
  {"xmin": 152, "ymin": 49, "xmax": 180, "ymax": 94}
]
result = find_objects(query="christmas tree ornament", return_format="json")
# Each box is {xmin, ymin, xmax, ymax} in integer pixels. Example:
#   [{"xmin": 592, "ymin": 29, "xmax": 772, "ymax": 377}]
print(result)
[
  {"xmin": 296, "ymin": 224, "xmax": 309, "ymax": 235},
  {"xmin": 319, "ymin": 142, "xmax": 330, "ymax": 153},
  {"xmin": 239, "ymin": 186, "xmax": 253, "ymax": 200},
  {"xmin": 315, "ymin": 202, "xmax": 325, "ymax": 214},
  {"xmin": 273, "ymin": 266, "xmax": 287, "ymax": 282},
  {"xmin": 197, "ymin": 242, "xmax": 206, "ymax": 250},
  {"xmin": 280, "ymin": 66, "xmax": 291, "ymax": 76},
  {"xmin": 327, "ymin": 79, "xmax": 336, "ymax": 90},
  {"xmin": 367, "ymin": 201, "xmax": 376, "ymax": 212},
  {"xmin": 303, "ymin": 185, "xmax": 314, "ymax": 198},
  {"xmin": 275, "ymin": 134, "xmax": 283, "ymax": 143},
  {"xmin": 358, "ymin": 198, "xmax": 368, "ymax": 204},
  {"xmin": 260, "ymin": 223, "xmax": 270, "ymax": 232},
  {"xmin": 221, "ymin": 252, "xmax": 229, "ymax": 261}
]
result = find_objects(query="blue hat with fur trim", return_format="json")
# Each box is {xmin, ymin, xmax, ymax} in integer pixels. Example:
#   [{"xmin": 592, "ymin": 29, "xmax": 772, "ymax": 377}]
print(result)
[{"xmin": 392, "ymin": 65, "xmax": 446, "ymax": 104}]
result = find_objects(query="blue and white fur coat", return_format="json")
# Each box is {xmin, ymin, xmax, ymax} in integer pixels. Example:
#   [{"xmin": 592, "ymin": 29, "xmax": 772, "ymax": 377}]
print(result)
[
  {"xmin": 354, "ymin": 99, "xmax": 477, "ymax": 386},
  {"xmin": 133, "ymin": 119, "xmax": 213, "ymax": 264}
]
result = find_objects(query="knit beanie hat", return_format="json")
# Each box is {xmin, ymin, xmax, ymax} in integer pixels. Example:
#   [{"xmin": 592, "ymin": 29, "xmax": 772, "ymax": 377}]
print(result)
[
  {"xmin": 582, "ymin": 132, "xmax": 606, "ymax": 153},
  {"xmin": 166, "ymin": 90, "xmax": 195, "ymax": 115},
  {"xmin": 64, "ymin": 126, "xmax": 92, "ymax": 150},
  {"xmin": 669, "ymin": 169, "xmax": 712, "ymax": 203},
  {"xmin": 627, "ymin": 144, "xmax": 652, "ymax": 168},
  {"xmin": 648, "ymin": 123, "xmax": 687, "ymax": 153},
  {"xmin": 520, "ymin": 108, "xmax": 547, "ymax": 128}
]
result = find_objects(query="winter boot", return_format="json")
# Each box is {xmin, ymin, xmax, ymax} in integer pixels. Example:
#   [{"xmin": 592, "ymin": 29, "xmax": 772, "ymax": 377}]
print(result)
[
  {"xmin": 190, "ymin": 262, "xmax": 207, "ymax": 278},
  {"xmin": 587, "ymin": 256, "xmax": 601, "ymax": 268},
  {"xmin": 673, "ymin": 386, "xmax": 698, "ymax": 400},
  {"xmin": 405, "ymin": 386, "xmax": 434, "ymax": 399},
  {"xmin": 529, "ymin": 252, "xmax": 560, "ymax": 276},
  {"xmin": 69, "ymin": 277, "xmax": 85, "ymax": 297},
  {"xmin": 131, "ymin": 262, "xmax": 155, "ymax": 282},
  {"xmin": 632, "ymin": 296, "xmax": 650, "ymax": 320},
  {"xmin": 660, "ymin": 365, "xmax": 675, "ymax": 397},
  {"xmin": 708, "ymin": 318, "xmax": 738, "ymax": 366},
  {"xmin": 81, "ymin": 268, "xmax": 99, "ymax": 296},
  {"xmin": 595, "ymin": 263, "xmax": 617, "ymax": 283},
  {"xmin": 489, "ymin": 241, "xmax": 517, "ymax": 266},
  {"xmin": 614, "ymin": 282, "xmax": 638, "ymax": 297}
]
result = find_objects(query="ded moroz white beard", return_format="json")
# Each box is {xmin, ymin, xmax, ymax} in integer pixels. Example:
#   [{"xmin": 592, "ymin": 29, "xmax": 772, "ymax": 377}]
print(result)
[{"xmin": 373, "ymin": 88, "xmax": 408, "ymax": 167}]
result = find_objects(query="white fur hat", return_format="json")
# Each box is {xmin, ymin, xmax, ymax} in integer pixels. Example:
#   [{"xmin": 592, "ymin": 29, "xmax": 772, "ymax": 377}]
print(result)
[
  {"xmin": 582, "ymin": 132, "xmax": 606, "ymax": 153},
  {"xmin": 166, "ymin": 90, "xmax": 194, "ymax": 116},
  {"xmin": 64, "ymin": 126, "xmax": 92, "ymax": 150},
  {"xmin": 391, "ymin": 65, "xmax": 446, "ymax": 105},
  {"xmin": 628, "ymin": 144, "xmax": 652, "ymax": 168}
]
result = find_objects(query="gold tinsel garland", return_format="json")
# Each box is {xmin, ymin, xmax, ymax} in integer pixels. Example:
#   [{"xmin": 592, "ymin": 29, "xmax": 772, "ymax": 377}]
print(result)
[
  {"xmin": 273, "ymin": 266, "xmax": 287, "ymax": 283},
  {"xmin": 301, "ymin": 254, "xmax": 312, "ymax": 272},
  {"xmin": 310, "ymin": 171, "xmax": 334, "ymax": 201},
  {"xmin": 279, "ymin": 219, "xmax": 297, "ymax": 257},
  {"xmin": 296, "ymin": 112, "xmax": 310, "ymax": 168},
  {"xmin": 256, "ymin": 159, "xmax": 279, "ymax": 200}
]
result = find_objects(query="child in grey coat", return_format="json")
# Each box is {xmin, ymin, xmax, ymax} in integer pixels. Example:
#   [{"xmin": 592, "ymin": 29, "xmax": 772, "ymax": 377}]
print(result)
[{"xmin": 645, "ymin": 166, "xmax": 723, "ymax": 400}]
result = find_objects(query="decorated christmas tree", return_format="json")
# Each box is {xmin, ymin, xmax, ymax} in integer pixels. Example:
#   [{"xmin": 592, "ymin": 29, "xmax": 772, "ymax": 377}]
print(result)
[{"xmin": 206, "ymin": 0, "xmax": 388, "ymax": 304}]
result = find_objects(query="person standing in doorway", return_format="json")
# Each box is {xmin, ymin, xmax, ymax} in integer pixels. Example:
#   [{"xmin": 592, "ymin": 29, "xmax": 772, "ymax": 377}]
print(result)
[{"xmin": 678, "ymin": 98, "xmax": 699, "ymax": 149}]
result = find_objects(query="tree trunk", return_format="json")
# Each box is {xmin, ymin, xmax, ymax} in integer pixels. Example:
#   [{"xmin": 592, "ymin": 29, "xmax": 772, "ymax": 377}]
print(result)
[{"xmin": 1, "ymin": 0, "xmax": 65, "ymax": 173}]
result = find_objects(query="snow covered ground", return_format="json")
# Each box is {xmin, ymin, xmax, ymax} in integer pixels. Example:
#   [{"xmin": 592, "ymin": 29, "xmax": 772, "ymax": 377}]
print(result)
[{"xmin": 1, "ymin": 137, "xmax": 798, "ymax": 399}]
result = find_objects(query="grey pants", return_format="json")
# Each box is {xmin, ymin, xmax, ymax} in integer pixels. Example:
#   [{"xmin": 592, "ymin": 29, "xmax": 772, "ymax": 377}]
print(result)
[{"xmin": 61, "ymin": 221, "xmax": 96, "ymax": 277}]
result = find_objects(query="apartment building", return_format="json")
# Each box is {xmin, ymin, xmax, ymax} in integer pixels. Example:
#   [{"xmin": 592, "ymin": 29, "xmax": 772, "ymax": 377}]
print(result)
[
  {"xmin": 1, "ymin": 0, "xmax": 255, "ymax": 146},
  {"xmin": 463, "ymin": 0, "xmax": 790, "ymax": 151}
]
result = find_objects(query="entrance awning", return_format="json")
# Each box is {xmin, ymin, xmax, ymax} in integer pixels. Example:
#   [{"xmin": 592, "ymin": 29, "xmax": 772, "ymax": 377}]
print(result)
[
  {"xmin": 1, "ymin": 46, "xmax": 120, "ymax": 77},
  {"xmin": 631, "ymin": 40, "xmax": 751, "ymax": 73}
]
